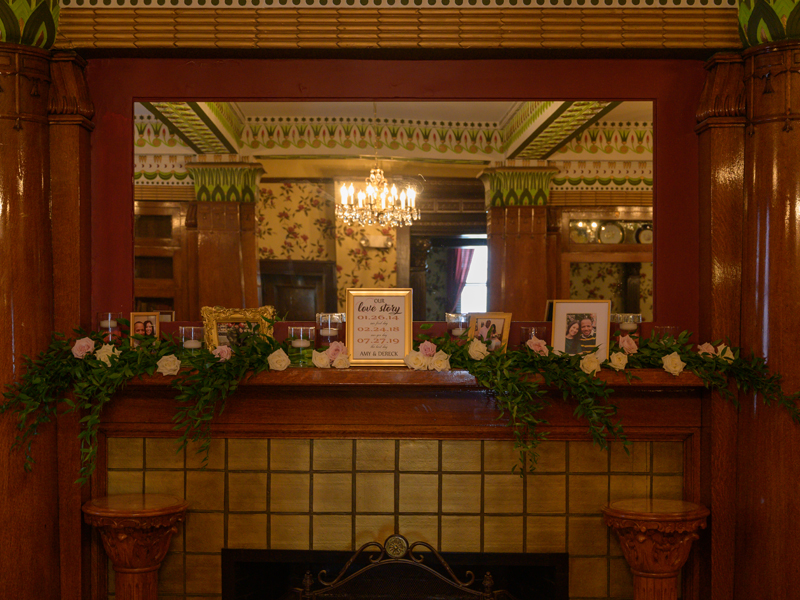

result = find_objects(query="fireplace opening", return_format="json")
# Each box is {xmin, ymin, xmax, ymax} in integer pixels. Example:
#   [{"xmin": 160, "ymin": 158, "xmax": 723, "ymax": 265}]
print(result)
[{"xmin": 222, "ymin": 535, "xmax": 568, "ymax": 600}]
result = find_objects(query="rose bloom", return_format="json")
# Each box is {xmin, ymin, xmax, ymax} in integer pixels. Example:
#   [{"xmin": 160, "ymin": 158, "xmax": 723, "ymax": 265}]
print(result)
[
  {"xmin": 419, "ymin": 340, "xmax": 437, "ymax": 358},
  {"xmin": 95, "ymin": 344, "xmax": 121, "ymax": 367},
  {"xmin": 716, "ymin": 344, "xmax": 735, "ymax": 363},
  {"xmin": 267, "ymin": 349, "xmax": 291, "ymax": 371},
  {"xmin": 332, "ymin": 355, "xmax": 350, "ymax": 369},
  {"xmin": 212, "ymin": 345, "xmax": 232, "ymax": 362},
  {"xmin": 697, "ymin": 342, "xmax": 716, "ymax": 357},
  {"xmin": 468, "ymin": 338, "xmax": 490, "ymax": 361},
  {"xmin": 326, "ymin": 341, "xmax": 347, "ymax": 361},
  {"xmin": 662, "ymin": 352, "xmax": 686, "ymax": 376},
  {"xmin": 404, "ymin": 350, "xmax": 429, "ymax": 371},
  {"xmin": 580, "ymin": 353, "xmax": 602, "ymax": 376},
  {"xmin": 312, "ymin": 350, "xmax": 331, "ymax": 369},
  {"xmin": 156, "ymin": 354, "xmax": 181, "ymax": 376},
  {"xmin": 618, "ymin": 335, "xmax": 638, "ymax": 355},
  {"xmin": 608, "ymin": 352, "xmax": 629, "ymax": 372},
  {"xmin": 71, "ymin": 337, "xmax": 95, "ymax": 359},
  {"xmin": 526, "ymin": 336, "xmax": 549, "ymax": 357},
  {"xmin": 431, "ymin": 350, "xmax": 451, "ymax": 372}
]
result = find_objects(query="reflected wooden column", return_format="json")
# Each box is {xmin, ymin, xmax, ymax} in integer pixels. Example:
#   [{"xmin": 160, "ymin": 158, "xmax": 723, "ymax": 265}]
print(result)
[
  {"xmin": 0, "ymin": 43, "xmax": 59, "ymax": 600},
  {"xmin": 694, "ymin": 53, "xmax": 746, "ymax": 600},
  {"xmin": 481, "ymin": 167, "xmax": 557, "ymax": 320},
  {"xmin": 737, "ymin": 40, "xmax": 800, "ymax": 600}
]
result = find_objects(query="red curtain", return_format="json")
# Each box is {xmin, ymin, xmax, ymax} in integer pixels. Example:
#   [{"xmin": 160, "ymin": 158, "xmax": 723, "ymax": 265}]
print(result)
[{"xmin": 447, "ymin": 248, "xmax": 474, "ymax": 312}]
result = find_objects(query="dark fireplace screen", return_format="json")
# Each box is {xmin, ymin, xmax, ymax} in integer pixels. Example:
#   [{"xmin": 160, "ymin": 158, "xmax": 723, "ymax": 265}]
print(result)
[{"xmin": 223, "ymin": 535, "xmax": 568, "ymax": 600}]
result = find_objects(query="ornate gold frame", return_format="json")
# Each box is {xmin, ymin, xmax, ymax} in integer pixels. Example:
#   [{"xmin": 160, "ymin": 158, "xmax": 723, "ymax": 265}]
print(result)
[
  {"xmin": 467, "ymin": 312, "xmax": 512, "ymax": 353},
  {"xmin": 201, "ymin": 305, "xmax": 276, "ymax": 350},
  {"xmin": 346, "ymin": 288, "xmax": 413, "ymax": 366}
]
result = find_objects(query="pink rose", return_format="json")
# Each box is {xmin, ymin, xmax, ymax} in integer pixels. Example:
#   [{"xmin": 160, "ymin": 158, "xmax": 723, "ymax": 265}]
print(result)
[
  {"xmin": 618, "ymin": 335, "xmax": 638, "ymax": 355},
  {"xmin": 697, "ymin": 342, "xmax": 716, "ymax": 357},
  {"xmin": 212, "ymin": 345, "xmax": 232, "ymax": 361},
  {"xmin": 419, "ymin": 340, "xmax": 437, "ymax": 358},
  {"xmin": 326, "ymin": 341, "xmax": 347, "ymax": 361},
  {"xmin": 526, "ymin": 336, "xmax": 549, "ymax": 357},
  {"xmin": 71, "ymin": 337, "xmax": 95, "ymax": 359}
]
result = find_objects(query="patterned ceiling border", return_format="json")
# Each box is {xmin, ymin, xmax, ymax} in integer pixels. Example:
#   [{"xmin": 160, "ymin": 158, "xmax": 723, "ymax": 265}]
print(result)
[
  {"xmin": 54, "ymin": 7, "xmax": 740, "ymax": 49},
  {"xmin": 555, "ymin": 122, "xmax": 653, "ymax": 157},
  {"xmin": 60, "ymin": 0, "xmax": 736, "ymax": 7}
]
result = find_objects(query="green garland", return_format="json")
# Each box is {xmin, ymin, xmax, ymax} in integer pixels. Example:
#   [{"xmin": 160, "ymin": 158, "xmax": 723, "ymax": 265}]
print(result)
[{"xmin": 2, "ymin": 322, "xmax": 799, "ymax": 484}]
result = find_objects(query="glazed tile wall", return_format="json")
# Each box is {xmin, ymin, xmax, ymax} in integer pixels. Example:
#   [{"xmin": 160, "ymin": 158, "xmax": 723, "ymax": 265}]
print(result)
[{"xmin": 106, "ymin": 438, "xmax": 684, "ymax": 600}]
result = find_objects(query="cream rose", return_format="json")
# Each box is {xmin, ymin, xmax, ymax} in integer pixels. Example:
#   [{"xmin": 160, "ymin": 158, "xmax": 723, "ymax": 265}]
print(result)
[
  {"xmin": 580, "ymin": 352, "xmax": 602, "ymax": 376},
  {"xmin": 312, "ymin": 350, "xmax": 331, "ymax": 369},
  {"xmin": 468, "ymin": 338, "xmax": 490, "ymax": 361},
  {"xmin": 716, "ymin": 344, "xmax": 735, "ymax": 363},
  {"xmin": 404, "ymin": 350, "xmax": 429, "ymax": 371},
  {"xmin": 268, "ymin": 348, "xmax": 291, "ymax": 371},
  {"xmin": 326, "ymin": 341, "xmax": 347, "ymax": 361},
  {"xmin": 332, "ymin": 355, "xmax": 350, "ymax": 369},
  {"xmin": 618, "ymin": 335, "xmax": 638, "ymax": 355},
  {"xmin": 697, "ymin": 342, "xmax": 716, "ymax": 357},
  {"xmin": 662, "ymin": 351, "xmax": 686, "ymax": 376},
  {"xmin": 156, "ymin": 354, "xmax": 181, "ymax": 376},
  {"xmin": 212, "ymin": 345, "xmax": 232, "ymax": 362},
  {"xmin": 431, "ymin": 350, "xmax": 451, "ymax": 372},
  {"xmin": 608, "ymin": 351, "xmax": 628, "ymax": 372},
  {"xmin": 95, "ymin": 344, "xmax": 121, "ymax": 367},
  {"xmin": 526, "ymin": 336, "xmax": 549, "ymax": 357},
  {"xmin": 71, "ymin": 337, "xmax": 95, "ymax": 359},
  {"xmin": 419, "ymin": 340, "xmax": 437, "ymax": 358}
]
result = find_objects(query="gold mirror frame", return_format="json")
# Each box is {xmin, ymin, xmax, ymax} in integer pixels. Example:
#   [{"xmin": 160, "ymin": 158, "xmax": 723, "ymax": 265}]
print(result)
[{"xmin": 201, "ymin": 305, "xmax": 276, "ymax": 350}]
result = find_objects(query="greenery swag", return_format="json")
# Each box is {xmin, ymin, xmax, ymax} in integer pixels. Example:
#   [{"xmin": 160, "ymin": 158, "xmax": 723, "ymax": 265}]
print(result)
[{"xmin": 2, "ymin": 321, "xmax": 799, "ymax": 484}]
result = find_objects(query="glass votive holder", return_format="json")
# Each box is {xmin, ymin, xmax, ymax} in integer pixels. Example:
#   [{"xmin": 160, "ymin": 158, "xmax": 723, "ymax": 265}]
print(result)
[
  {"xmin": 317, "ymin": 313, "xmax": 345, "ymax": 348},
  {"xmin": 288, "ymin": 326, "xmax": 315, "ymax": 366},
  {"xmin": 520, "ymin": 326, "xmax": 548, "ymax": 348},
  {"xmin": 611, "ymin": 313, "xmax": 643, "ymax": 337},
  {"xmin": 446, "ymin": 313, "xmax": 470, "ymax": 338},
  {"xmin": 179, "ymin": 326, "xmax": 205, "ymax": 355},
  {"xmin": 96, "ymin": 312, "xmax": 122, "ymax": 342}
]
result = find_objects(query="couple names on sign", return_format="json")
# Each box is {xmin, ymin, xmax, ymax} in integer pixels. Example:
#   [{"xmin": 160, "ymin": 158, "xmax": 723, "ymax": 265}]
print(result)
[{"xmin": 346, "ymin": 288, "xmax": 413, "ymax": 366}]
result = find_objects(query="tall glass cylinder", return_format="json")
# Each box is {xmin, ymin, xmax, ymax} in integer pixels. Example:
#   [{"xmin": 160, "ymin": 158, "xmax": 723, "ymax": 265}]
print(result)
[{"xmin": 317, "ymin": 313, "xmax": 345, "ymax": 348}]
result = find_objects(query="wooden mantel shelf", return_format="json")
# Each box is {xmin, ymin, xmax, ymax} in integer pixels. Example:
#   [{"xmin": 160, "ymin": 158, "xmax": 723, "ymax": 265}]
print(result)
[{"xmin": 101, "ymin": 369, "xmax": 706, "ymax": 440}]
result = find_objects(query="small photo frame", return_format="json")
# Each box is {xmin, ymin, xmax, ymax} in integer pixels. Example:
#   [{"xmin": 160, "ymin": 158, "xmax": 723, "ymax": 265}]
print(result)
[
  {"xmin": 158, "ymin": 310, "xmax": 176, "ymax": 323},
  {"xmin": 551, "ymin": 300, "xmax": 611, "ymax": 361},
  {"xmin": 467, "ymin": 312, "xmax": 512, "ymax": 352},
  {"xmin": 130, "ymin": 312, "xmax": 161, "ymax": 347},
  {"xmin": 201, "ymin": 306, "xmax": 276, "ymax": 350}
]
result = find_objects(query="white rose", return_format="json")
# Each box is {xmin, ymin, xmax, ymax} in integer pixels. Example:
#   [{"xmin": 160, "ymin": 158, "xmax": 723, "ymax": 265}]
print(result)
[
  {"xmin": 580, "ymin": 353, "xmax": 601, "ymax": 376},
  {"xmin": 332, "ymin": 355, "xmax": 350, "ymax": 369},
  {"xmin": 156, "ymin": 354, "xmax": 181, "ymax": 376},
  {"xmin": 268, "ymin": 348, "xmax": 291, "ymax": 371},
  {"xmin": 95, "ymin": 344, "xmax": 121, "ymax": 367},
  {"xmin": 468, "ymin": 338, "xmax": 490, "ymax": 361},
  {"xmin": 716, "ymin": 344, "xmax": 735, "ymax": 363},
  {"xmin": 312, "ymin": 350, "xmax": 331, "ymax": 369},
  {"xmin": 662, "ymin": 351, "xmax": 686, "ymax": 376},
  {"xmin": 431, "ymin": 350, "xmax": 451, "ymax": 372},
  {"xmin": 404, "ymin": 350, "xmax": 429, "ymax": 371},
  {"xmin": 608, "ymin": 352, "xmax": 628, "ymax": 372}
]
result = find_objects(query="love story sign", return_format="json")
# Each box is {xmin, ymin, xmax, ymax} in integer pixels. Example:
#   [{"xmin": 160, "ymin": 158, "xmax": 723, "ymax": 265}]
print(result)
[{"xmin": 346, "ymin": 288, "xmax": 413, "ymax": 366}]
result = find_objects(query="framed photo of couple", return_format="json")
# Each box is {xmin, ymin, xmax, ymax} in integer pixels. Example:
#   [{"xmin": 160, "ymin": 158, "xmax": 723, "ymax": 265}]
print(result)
[{"xmin": 551, "ymin": 300, "xmax": 611, "ymax": 361}]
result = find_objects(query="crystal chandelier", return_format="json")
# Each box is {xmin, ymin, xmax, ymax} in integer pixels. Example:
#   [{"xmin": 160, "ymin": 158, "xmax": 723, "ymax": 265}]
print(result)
[{"xmin": 337, "ymin": 167, "xmax": 420, "ymax": 228}]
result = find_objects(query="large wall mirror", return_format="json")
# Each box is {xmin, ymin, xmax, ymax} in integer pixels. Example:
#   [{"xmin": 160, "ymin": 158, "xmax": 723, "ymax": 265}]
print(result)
[{"xmin": 131, "ymin": 100, "xmax": 653, "ymax": 322}]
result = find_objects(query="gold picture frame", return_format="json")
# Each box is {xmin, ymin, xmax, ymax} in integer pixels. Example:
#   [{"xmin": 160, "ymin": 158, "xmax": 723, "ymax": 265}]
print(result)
[
  {"xmin": 201, "ymin": 306, "xmax": 276, "ymax": 350},
  {"xmin": 346, "ymin": 288, "xmax": 413, "ymax": 366},
  {"xmin": 130, "ymin": 312, "xmax": 161, "ymax": 347},
  {"xmin": 467, "ymin": 312, "xmax": 513, "ymax": 352}
]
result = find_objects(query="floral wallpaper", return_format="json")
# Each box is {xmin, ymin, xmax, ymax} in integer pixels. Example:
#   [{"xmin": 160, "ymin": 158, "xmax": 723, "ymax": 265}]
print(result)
[
  {"xmin": 425, "ymin": 247, "xmax": 449, "ymax": 321},
  {"xmin": 255, "ymin": 182, "xmax": 336, "ymax": 261},
  {"xmin": 335, "ymin": 221, "xmax": 397, "ymax": 311},
  {"xmin": 570, "ymin": 262, "xmax": 653, "ymax": 322}
]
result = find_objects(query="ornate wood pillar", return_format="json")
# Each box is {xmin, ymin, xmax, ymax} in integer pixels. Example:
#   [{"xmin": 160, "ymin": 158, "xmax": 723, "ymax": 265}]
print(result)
[
  {"xmin": 694, "ymin": 52, "xmax": 746, "ymax": 600},
  {"xmin": 736, "ymin": 40, "xmax": 800, "ymax": 600},
  {"xmin": 0, "ymin": 42, "xmax": 59, "ymax": 600}
]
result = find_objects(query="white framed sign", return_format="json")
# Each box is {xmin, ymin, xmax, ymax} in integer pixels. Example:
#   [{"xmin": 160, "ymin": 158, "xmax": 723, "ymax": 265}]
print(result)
[{"xmin": 346, "ymin": 288, "xmax": 413, "ymax": 366}]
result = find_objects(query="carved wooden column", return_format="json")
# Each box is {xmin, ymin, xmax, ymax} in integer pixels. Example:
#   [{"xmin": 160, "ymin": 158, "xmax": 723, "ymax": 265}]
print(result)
[
  {"xmin": 602, "ymin": 499, "xmax": 709, "ymax": 600},
  {"xmin": 0, "ymin": 42, "xmax": 59, "ymax": 600},
  {"xmin": 736, "ymin": 40, "xmax": 800, "ymax": 600},
  {"xmin": 694, "ymin": 53, "xmax": 746, "ymax": 600},
  {"xmin": 82, "ymin": 494, "xmax": 188, "ymax": 600}
]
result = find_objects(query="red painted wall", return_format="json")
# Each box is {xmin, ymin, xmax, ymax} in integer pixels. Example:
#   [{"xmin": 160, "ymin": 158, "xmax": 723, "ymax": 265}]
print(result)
[{"xmin": 86, "ymin": 58, "xmax": 705, "ymax": 333}]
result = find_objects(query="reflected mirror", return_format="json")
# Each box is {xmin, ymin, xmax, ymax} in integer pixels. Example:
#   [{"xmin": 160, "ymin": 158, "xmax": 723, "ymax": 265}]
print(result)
[{"xmin": 132, "ymin": 100, "xmax": 652, "ymax": 321}]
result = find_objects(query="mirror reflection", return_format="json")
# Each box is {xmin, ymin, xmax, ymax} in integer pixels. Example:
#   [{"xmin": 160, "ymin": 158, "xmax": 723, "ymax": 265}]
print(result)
[{"xmin": 132, "ymin": 101, "xmax": 653, "ymax": 321}]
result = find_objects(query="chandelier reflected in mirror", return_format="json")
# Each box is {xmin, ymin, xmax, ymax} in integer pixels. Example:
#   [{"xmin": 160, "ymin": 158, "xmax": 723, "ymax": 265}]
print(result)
[{"xmin": 337, "ymin": 167, "xmax": 421, "ymax": 228}]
